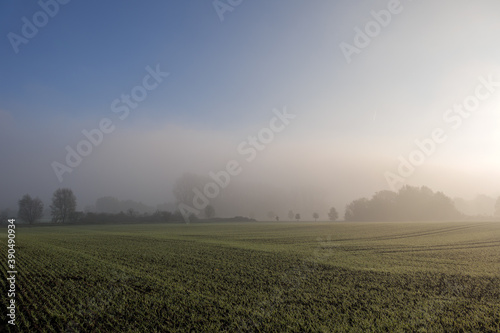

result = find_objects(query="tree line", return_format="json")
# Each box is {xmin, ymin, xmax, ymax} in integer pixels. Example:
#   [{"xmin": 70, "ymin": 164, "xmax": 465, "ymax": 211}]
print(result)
[
  {"xmin": 344, "ymin": 185, "xmax": 465, "ymax": 221},
  {"xmin": 4, "ymin": 185, "xmax": 500, "ymax": 224},
  {"xmin": 288, "ymin": 186, "xmax": 499, "ymax": 222},
  {"xmin": 5, "ymin": 188, "xmax": 243, "ymax": 225},
  {"xmin": 15, "ymin": 188, "xmax": 76, "ymax": 224}
]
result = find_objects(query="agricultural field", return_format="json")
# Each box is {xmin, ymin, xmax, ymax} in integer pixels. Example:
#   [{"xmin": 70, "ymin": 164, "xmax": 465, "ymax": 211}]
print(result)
[{"xmin": 2, "ymin": 221, "xmax": 500, "ymax": 332}]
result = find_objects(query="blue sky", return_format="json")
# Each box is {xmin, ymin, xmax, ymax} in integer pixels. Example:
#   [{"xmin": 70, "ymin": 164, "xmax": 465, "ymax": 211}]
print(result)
[
  {"xmin": 1, "ymin": 0, "xmax": 500, "ymax": 218},
  {"xmin": 1, "ymin": 1, "xmax": 347, "ymax": 127}
]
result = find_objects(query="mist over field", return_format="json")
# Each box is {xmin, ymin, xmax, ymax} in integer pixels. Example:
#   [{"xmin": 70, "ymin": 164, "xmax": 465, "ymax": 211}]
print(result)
[
  {"xmin": 1, "ymin": 0, "xmax": 500, "ymax": 220},
  {"xmin": 2, "ymin": 2, "xmax": 500, "ymax": 331}
]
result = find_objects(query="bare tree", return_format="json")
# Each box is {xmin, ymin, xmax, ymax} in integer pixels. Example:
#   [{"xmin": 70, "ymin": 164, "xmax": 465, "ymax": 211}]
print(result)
[
  {"xmin": 313, "ymin": 212, "xmax": 319, "ymax": 222},
  {"xmin": 173, "ymin": 173, "xmax": 206, "ymax": 206},
  {"xmin": 127, "ymin": 208, "xmax": 137, "ymax": 217},
  {"xmin": 50, "ymin": 188, "xmax": 76, "ymax": 223},
  {"xmin": 18, "ymin": 194, "xmax": 44, "ymax": 224},
  {"xmin": 204, "ymin": 205, "xmax": 215, "ymax": 218},
  {"xmin": 295, "ymin": 213, "xmax": 301, "ymax": 221},
  {"xmin": 328, "ymin": 207, "xmax": 338, "ymax": 221}
]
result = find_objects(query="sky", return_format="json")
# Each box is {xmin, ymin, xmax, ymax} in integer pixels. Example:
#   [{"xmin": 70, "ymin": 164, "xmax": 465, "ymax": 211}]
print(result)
[{"xmin": 1, "ymin": 0, "xmax": 500, "ymax": 219}]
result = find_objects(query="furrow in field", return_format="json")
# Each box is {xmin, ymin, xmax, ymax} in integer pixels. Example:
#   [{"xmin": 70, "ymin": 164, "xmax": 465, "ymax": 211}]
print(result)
[{"xmin": 335, "ymin": 224, "xmax": 481, "ymax": 242}]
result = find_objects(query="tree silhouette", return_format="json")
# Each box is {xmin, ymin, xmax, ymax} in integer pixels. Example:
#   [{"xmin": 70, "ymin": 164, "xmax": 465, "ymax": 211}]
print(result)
[
  {"xmin": 344, "ymin": 186, "xmax": 460, "ymax": 221},
  {"xmin": 345, "ymin": 198, "xmax": 370, "ymax": 221},
  {"xmin": 328, "ymin": 207, "xmax": 338, "ymax": 221},
  {"xmin": 173, "ymin": 173, "xmax": 206, "ymax": 206},
  {"xmin": 295, "ymin": 213, "xmax": 301, "ymax": 221},
  {"xmin": 18, "ymin": 194, "xmax": 44, "ymax": 224},
  {"xmin": 204, "ymin": 205, "xmax": 215, "ymax": 218},
  {"xmin": 50, "ymin": 188, "xmax": 76, "ymax": 223},
  {"xmin": 313, "ymin": 212, "xmax": 319, "ymax": 221}
]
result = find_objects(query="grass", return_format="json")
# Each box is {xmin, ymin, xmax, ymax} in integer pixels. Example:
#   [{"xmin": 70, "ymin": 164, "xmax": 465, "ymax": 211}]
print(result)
[{"xmin": 1, "ymin": 221, "xmax": 500, "ymax": 332}]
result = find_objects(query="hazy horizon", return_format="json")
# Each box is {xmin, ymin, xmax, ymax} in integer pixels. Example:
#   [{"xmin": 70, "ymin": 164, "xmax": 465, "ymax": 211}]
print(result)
[{"xmin": 2, "ymin": 0, "xmax": 500, "ymax": 219}]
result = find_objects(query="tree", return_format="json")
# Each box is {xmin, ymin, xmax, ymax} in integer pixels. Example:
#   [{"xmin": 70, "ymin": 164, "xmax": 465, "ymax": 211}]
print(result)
[
  {"xmin": 295, "ymin": 213, "xmax": 301, "ymax": 221},
  {"xmin": 288, "ymin": 210, "xmax": 294, "ymax": 221},
  {"xmin": 126, "ymin": 208, "xmax": 137, "ymax": 217},
  {"xmin": 328, "ymin": 207, "xmax": 338, "ymax": 221},
  {"xmin": 344, "ymin": 186, "xmax": 461, "ymax": 221},
  {"xmin": 18, "ymin": 194, "xmax": 44, "ymax": 224},
  {"xmin": 173, "ymin": 173, "xmax": 207, "ymax": 206},
  {"xmin": 204, "ymin": 205, "xmax": 215, "ymax": 218},
  {"xmin": 50, "ymin": 188, "xmax": 76, "ymax": 223},
  {"xmin": 313, "ymin": 212, "xmax": 319, "ymax": 221},
  {"xmin": 344, "ymin": 198, "xmax": 370, "ymax": 221},
  {"xmin": 495, "ymin": 197, "xmax": 500, "ymax": 217},
  {"xmin": 370, "ymin": 190, "xmax": 398, "ymax": 221}
]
